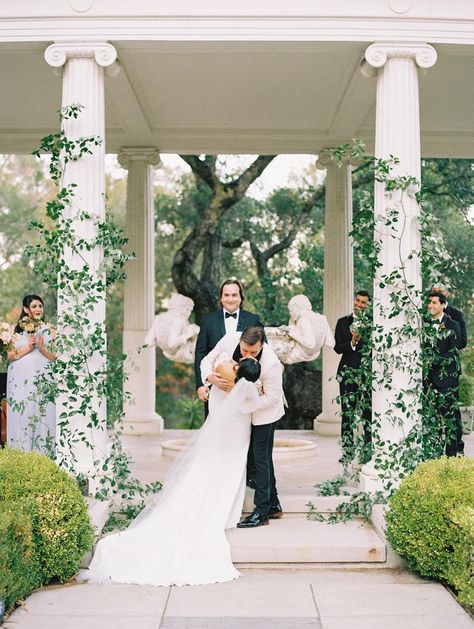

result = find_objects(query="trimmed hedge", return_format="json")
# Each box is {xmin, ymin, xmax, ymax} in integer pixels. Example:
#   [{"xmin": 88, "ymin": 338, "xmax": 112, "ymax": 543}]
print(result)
[
  {"xmin": 386, "ymin": 456, "xmax": 474, "ymax": 610},
  {"xmin": 0, "ymin": 501, "xmax": 42, "ymax": 612},
  {"xmin": 0, "ymin": 448, "xmax": 94, "ymax": 613}
]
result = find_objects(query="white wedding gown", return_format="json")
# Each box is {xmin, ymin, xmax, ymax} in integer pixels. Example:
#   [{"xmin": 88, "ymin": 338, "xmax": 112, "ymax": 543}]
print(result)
[
  {"xmin": 85, "ymin": 378, "xmax": 259, "ymax": 587},
  {"xmin": 7, "ymin": 326, "xmax": 55, "ymax": 454}
]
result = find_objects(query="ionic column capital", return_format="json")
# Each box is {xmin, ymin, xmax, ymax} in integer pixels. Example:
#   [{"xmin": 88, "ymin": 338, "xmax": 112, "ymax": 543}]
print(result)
[
  {"xmin": 364, "ymin": 42, "xmax": 437, "ymax": 71},
  {"xmin": 44, "ymin": 42, "xmax": 117, "ymax": 68},
  {"xmin": 118, "ymin": 147, "xmax": 161, "ymax": 170},
  {"xmin": 316, "ymin": 147, "xmax": 361, "ymax": 171}
]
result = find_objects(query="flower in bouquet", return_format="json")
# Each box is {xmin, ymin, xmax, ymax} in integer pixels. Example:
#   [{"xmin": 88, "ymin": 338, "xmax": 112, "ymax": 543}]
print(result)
[
  {"xmin": 0, "ymin": 321, "xmax": 17, "ymax": 361},
  {"xmin": 18, "ymin": 315, "xmax": 44, "ymax": 334}
]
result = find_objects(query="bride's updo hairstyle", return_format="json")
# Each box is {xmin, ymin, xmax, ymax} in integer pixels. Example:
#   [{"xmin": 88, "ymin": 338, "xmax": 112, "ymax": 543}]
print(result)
[{"xmin": 235, "ymin": 358, "xmax": 261, "ymax": 383}]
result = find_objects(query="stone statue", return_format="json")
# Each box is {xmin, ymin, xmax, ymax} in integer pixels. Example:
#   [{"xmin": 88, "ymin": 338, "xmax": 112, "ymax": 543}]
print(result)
[
  {"xmin": 266, "ymin": 295, "xmax": 335, "ymax": 364},
  {"xmin": 145, "ymin": 294, "xmax": 199, "ymax": 364}
]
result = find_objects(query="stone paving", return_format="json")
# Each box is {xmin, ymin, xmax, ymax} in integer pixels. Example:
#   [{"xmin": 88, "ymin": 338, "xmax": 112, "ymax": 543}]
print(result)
[
  {"xmin": 3, "ymin": 431, "xmax": 473, "ymax": 629},
  {"xmin": 4, "ymin": 568, "xmax": 473, "ymax": 628}
]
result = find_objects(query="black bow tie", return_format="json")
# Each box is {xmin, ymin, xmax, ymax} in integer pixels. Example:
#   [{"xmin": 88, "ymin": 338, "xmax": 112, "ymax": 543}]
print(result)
[{"xmin": 225, "ymin": 312, "xmax": 237, "ymax": 319}]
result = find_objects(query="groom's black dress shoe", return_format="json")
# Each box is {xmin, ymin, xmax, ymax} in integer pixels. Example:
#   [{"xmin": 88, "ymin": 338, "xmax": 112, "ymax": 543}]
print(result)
[
  {"xmin": 237, "ymin": 511, "xmax": 269, "ymax": 528},
  {"xmin": 268, "ymin": 503, "xmax": 283, "ymax": 519},
  {"xmin": 246, "ymin": 478, "xmax": 257, "ymax": 489}
]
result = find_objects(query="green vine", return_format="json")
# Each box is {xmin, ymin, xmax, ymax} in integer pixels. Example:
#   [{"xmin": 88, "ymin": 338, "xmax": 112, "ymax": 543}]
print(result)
[
  {"xmin": 309, "ymin": 141, "xmax": 458, "ymax": 522},
  {"xmin": 24, "ymin": 104, "xmax": 161, "ymax": 509}
]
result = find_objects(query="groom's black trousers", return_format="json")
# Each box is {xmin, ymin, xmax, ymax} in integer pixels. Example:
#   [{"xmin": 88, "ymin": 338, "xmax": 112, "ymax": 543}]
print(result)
[{"xmin": 249, "ymin": 420, "xmax": 280, "ymax": 516}]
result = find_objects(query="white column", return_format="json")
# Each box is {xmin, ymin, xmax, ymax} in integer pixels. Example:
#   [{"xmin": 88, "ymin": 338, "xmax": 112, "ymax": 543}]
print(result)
[
  {"xmin": 118, "ymin": 148, "xmax": 164, "ymax": 435},
  {"xmin": 314, "ymin": 149, "xmax": 354, "ymax": 436},
  {"xmin": 359, "ymin": 43, "xmax": 437, "ymax": 491},
  {"xmin": 44, "ymin": 42, "xmax": 117, "ymax": 481}
]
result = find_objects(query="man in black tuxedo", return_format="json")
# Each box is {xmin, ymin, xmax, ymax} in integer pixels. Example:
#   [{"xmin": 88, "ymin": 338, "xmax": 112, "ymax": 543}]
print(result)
[
  {"xmin": 432, "ymin": 283, "xmax": 467, "ymax": 350},
  {"xmin": 194, "ymin": 279, "xmax": 263, "ymax": 402},
  {"xmin": 426, "ymin": 292, "xmax": 463, "ymax": 456},
  {"xmin": 194, "ymin": 279, "xmax": 264, "ymax": 487},
  {"xmin": 334, "ymin": 290, "xmax": 372, "ymax": 463}
]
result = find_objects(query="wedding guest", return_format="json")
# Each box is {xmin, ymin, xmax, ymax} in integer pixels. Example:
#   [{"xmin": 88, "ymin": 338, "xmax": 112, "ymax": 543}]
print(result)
[
  {"xmin": 426, "ymin": 291, "xmax": 463, "ymax": 457},
  {"xmin": 7, "ymin": 294, "xmax": 56, "ymax": 454},
  {"xmin": 431, "ymin": 283, "xmax": 467, "ymax": 349},
  {"xmin": 334, "ymin": 290, "xmax": 372, "ymax": 464}
]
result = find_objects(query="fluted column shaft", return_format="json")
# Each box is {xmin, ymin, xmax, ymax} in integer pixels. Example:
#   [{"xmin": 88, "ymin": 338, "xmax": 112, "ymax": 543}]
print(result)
[
  {"xmin": 119, "ymin": 148, "xmax": 163, "ymax": 435},
  {"xmin": 314, "ymin": 150, "xmax": 354, "ymax": 436},
  {"xmin": 360, "ymin": 43, "xmax": 437, "ymax": 491},
  {"xmin": 45, "ymin": 42, "xmax": 117, "ymax": 481}
]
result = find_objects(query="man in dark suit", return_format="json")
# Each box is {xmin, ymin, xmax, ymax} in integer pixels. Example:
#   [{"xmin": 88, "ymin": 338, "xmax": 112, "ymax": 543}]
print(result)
[
  {"xmin": 194, "ymin": 279, "xmax": 263, "ymax": 402},
  {"xmin": 426, "ymin": 291, "xmax": 463, "ymax": 456},
  {"xmin": 194, "ymin": 279, "xmax": 264, "ymax": 487},
  {"xmin": 334, "ymin": 290, "xmax": 372, "ymax": 463},
  {"xmin": 432, "ymin": 283, "xmax": 467, "ymax": 349}
]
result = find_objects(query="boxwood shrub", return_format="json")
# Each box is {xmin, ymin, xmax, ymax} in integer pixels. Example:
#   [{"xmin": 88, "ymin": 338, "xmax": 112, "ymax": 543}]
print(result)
[
  {"xmin": 0, "ymin": 501, "xmax": 42, "ymax": 612},
  {"xmin": 386, "ymin": 456, "xmax": 474, "ymax": 610},
  {"xmin": 0, "ymin": 448, "xmax": 94, "ymax": 613}
]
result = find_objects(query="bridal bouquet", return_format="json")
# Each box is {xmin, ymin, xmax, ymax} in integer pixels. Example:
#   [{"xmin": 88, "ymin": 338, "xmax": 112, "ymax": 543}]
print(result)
[
  {"xmin": 18, "ymin": 316, "xmax": 44, "ymax": 334},
  {"xmin": 0, "ymin": 321, "xmax": 16, "ymax": 361}
]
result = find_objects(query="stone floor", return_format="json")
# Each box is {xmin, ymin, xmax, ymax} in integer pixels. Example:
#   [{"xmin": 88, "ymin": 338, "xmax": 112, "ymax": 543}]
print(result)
[{"xmin": 3, "ymin": 430, "xmax": 474, "ymax": 629}]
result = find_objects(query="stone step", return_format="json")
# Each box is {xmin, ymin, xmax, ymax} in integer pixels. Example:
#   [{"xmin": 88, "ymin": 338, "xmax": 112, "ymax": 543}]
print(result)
[
  {"xmin": 243, "ymin": 492, "xmax": 354, "ymax": 515},
  {"xmin": 227, "ymin": 517, "xmax": 386, "ymax": 564}
]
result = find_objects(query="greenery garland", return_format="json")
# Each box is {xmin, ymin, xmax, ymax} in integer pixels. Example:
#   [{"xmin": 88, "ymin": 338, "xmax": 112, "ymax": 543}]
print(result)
[
  {"xmin": 309, "ymin": 141, "xmax": 458, "ymax": 522},
  {"xmin": 24, "ymin": 104, "xmax": 161, "ymax": 508}
]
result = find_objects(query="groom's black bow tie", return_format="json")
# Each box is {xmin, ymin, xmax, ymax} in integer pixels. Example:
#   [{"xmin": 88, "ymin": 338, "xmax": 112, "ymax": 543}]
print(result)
[{"xmin": 225, "ymin": 312, "xmax": 237, "ymax": 319}]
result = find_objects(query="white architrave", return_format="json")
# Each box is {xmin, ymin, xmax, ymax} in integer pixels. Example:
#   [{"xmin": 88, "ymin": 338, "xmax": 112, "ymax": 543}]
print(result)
[
  {"xmin": 44, "ymin": 42, "xmax": 117, "ymax": 483},
  {"xmin": 359, "ymin": 42, "xmax": 437, "ymax": 492},
  {"xmin": 118, "ymin": 147, "xmax": 164, "ymax": 435},
  {"xmin": 314, "ymin": 148, "xmax": 355, "ymax": 436}
]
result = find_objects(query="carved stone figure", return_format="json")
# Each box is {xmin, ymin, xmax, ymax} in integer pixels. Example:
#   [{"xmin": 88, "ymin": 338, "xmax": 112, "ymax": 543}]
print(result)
[
  {"xmin": 266, "ymin": 295, "xmax": 334, "ymax": 364},
  {"xmin": 145, "ymin": 294, "xmax": 199, "ymax": 364}
]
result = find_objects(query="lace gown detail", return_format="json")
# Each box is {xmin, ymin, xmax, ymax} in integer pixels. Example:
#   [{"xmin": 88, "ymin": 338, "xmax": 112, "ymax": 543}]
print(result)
[
  {"xmin": 7, "ymin": 326, "xmax": 55, "ymax": 453},
  {"xmin": 86, "ymin": 378, "xmax": 259, "ymax": 587}
]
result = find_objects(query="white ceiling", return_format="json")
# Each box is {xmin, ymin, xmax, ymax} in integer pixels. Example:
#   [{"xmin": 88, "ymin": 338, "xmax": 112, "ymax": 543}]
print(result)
[{"xmin": 0, "ymin": 41, "xmax": 473, "ymax": 157}]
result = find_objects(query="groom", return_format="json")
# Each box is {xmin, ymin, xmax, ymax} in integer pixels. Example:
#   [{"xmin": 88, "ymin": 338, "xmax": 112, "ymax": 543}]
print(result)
[{"xmin": 200, "ymin": 326, "xmax": 284, "ymax": 528}]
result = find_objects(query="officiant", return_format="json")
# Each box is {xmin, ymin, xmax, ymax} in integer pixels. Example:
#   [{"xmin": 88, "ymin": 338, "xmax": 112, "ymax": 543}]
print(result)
[
  {"xmin": 194, "ymin": 279, "xmax": 263, "ymax": 404},
  {"xmin": 194, "ymin": 280, "xmax": 263, "ymax": 488}
]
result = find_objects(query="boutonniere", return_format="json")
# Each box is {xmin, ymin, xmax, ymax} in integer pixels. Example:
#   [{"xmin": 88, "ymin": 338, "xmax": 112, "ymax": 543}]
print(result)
[
  {"xmin": 18, "ymin": 316, "xmax": 43, "ymax": 334},
  {"xmin": 439, "ymin": 322, "xmax": 446, "ymax": 331}
]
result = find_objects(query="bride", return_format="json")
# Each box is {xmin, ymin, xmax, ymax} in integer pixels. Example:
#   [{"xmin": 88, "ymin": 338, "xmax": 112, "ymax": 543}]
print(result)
[{"xmin": 85, "ymin": 357, "xmax": 261, "ymax": 587}]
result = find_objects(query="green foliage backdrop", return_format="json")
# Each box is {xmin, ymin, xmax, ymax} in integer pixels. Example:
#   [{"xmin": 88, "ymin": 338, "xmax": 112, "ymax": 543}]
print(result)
[{"xmin": 0, "ymin": 153, "xmax": 472, "ymax": 424}]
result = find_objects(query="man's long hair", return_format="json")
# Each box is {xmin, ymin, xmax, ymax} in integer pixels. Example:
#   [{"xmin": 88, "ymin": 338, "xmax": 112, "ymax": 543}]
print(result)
[{"xmin": 219, "ymin": 279, "xmax": 245, "ymax": 306}]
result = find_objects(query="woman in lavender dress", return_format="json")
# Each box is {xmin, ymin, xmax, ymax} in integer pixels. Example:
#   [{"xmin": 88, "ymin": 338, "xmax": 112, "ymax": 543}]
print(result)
[{"xmin": 7, "ymin": 294, "xmax": 56, "ymax": 454}]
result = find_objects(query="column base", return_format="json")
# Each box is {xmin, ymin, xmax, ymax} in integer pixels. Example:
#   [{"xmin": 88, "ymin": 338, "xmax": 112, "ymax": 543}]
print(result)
[
  {"xmin": 122, "ymin": 412, "xmax": 164, "ymax": 436},
  {"xmin": 314, "ymin": 412, "xmax": 341, "ymax": 436},
  {"xmin": 358, "ymin": 460, "xmax": 381, "ymax": 492},
  {"xmin": 359, "ymin": 459, "xmax": 401, "ymax": 494}
]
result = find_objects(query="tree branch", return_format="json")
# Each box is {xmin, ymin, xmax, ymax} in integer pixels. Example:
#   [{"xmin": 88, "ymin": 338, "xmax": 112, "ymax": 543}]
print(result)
[
  {"xmin": 226, "ymin": 155, "xmax": 276, "ymax": 200},
  {"xmin": 179, "ymin": 155, "xmax": 217, "ymax": 191}
]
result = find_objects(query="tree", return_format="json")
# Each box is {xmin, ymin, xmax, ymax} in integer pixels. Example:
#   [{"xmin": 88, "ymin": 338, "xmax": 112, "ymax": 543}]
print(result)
[
  {"xmin": 171, "ymin": 155, "xmax": 275, "ymax": 323},
  {"xmin": 0, "ymin": 155, "xmax": 56, "ymax": 322}
]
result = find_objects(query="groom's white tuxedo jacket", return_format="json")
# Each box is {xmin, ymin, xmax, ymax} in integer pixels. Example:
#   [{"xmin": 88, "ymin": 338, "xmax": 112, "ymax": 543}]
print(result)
[{"xmin": 200, "ymin": 331, "xmax": 284, "ymax": 426}]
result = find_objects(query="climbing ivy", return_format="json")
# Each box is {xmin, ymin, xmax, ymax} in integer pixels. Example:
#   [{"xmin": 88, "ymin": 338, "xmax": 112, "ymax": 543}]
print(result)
[
  {"xmin": 25, "ymin": 104, "xmax": 161, "ymax": 508},
  {"xmin": 309, "ymin": 142, "xmax": 457, "ymax": 522}
]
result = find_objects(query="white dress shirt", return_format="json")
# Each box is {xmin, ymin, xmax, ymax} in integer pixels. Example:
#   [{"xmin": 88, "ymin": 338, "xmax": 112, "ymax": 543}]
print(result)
[{"xmin": 223, "ymin": 308, "xmax": 239, "ymax": 334}]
